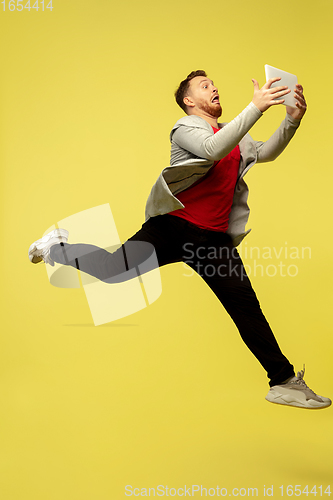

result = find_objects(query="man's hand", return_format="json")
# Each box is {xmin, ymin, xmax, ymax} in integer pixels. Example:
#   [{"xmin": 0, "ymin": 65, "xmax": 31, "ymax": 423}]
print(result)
[
  {"xmin": 286, "ymin": 84, "xmax": 307, "ymax": 120},
  {"xmin": 252, "ymin": 77, "xmax": 291, "ymax": 113}
]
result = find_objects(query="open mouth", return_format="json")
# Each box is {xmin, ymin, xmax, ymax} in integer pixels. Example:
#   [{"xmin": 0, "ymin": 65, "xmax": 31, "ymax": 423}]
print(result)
[{"xmin": 212, "ymin": 95, "xmax": 220, "ymax": 104}]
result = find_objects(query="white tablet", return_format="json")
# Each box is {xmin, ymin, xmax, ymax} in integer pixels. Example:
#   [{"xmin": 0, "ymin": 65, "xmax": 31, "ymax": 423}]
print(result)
[{"xmin": 265, "ymin": 65, "xmax": 298, "ymax": 108}]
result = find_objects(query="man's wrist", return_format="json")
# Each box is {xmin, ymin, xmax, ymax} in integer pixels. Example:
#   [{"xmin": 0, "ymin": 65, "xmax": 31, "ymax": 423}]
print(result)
[
  {"xmin": 250, "ymin": 100, "xmax": 263, "ymax": 116},
  {"xmin": 285, "ymin": 112, "xmax": 302, "ymax": 128},
  {"xmin": 286, "ymin": 111, "xmax": 302, "ymax": 124}
]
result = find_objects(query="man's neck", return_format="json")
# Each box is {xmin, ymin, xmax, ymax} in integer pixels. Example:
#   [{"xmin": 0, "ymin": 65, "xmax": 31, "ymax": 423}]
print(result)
[{"xmin": 188, "ymin": 110, "xmax": 219, "ymax": 128}]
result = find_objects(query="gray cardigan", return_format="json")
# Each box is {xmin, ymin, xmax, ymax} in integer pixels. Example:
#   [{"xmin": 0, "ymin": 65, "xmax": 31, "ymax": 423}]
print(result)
[{"xmin": 144, "ymin": 102, "xmax": 301, "ymax": 246}]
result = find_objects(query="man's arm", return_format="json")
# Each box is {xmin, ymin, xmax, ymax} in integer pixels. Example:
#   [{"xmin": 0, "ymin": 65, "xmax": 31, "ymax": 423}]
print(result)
[
  {"xmin": 256, "ymin": 84, "xmax": 307, "ymax": 162},
  {"xmin": 172, "ymin": 102, "xmax": 262, "ymax": 161},
  {"xmin": 172, "ymin": 78, "xmax": 291, "ymax": 162},
  {"xmin": 255, "ymin": 114, "xmax": 300, "ymax": 162}
]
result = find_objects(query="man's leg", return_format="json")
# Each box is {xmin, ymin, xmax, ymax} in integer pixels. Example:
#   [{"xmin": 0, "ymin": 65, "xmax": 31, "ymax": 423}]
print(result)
[
  {"xmin": 49, "ymin": 215, "xmax": 186, "ymax": 283},
  {"xmin": 182, "ymin": 227, "xmax": 295, "ymax": 387}
]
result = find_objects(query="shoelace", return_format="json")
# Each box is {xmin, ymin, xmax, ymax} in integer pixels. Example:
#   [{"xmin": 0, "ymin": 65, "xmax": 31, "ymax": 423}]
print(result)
[
  {"xmin": 296, "ymin": 364, "xmax": 306, "ymax": 384},
  {"xmin": 291, "ymin": 364, "xmax": 317, "ymax": 396}
]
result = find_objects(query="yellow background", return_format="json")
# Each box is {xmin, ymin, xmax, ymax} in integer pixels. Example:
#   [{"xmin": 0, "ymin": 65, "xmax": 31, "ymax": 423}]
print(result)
[{"xmin": 1, "ymin": 0, "xmax": 332, "ymax": 498}]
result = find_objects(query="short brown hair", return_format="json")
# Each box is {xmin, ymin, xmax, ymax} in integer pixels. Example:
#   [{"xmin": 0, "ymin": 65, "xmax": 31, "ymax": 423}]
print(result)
[{"xmin": 175, "ymin": 70, "xmax": 207, "ymax": 113}]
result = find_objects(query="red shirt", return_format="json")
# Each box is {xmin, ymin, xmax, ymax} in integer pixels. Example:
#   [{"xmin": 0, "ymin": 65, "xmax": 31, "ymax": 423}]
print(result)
[{"xmin": 169, "ymin": 126, "xmax": 240, "ymax": 231}]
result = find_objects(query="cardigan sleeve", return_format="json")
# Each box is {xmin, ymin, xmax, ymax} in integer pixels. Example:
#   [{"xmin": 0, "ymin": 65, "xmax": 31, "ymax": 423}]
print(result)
[
  {"xmin": 255, "ymin": 113, "xmax": 301, "ymax": 162},
  {"xmin": 171, "ymin": 102, "xmax": 263, "ymax": 161}
]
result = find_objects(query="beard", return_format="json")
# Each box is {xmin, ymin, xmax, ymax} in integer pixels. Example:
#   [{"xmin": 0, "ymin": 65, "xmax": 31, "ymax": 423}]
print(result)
[{"xmin": 198, "ymin": 99, "xmax": 222, "ymax": 118}]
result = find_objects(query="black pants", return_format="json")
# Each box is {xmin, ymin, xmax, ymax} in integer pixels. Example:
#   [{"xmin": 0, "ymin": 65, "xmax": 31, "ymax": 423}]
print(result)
[{"xmin": 50, "ymin": 214, "xmax": 295, "ymax": 387}]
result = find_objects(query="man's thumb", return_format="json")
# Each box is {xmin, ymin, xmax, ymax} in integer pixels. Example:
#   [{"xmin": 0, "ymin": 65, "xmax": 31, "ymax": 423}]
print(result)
[{"xmin": 252, "ymin": 78, "xmax": 259, "ymax": 90}]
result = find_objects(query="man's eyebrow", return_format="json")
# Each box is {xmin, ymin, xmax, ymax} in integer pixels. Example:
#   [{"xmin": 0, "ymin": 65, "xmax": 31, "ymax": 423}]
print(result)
[{"xmin": 199, "ymin": 79, "xmax": 213, "ymax": 85}]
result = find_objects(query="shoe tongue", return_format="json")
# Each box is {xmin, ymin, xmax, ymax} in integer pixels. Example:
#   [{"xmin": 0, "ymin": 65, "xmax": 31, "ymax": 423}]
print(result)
[{"xmin": 281, "ymin": 375, "xmax": 297, "ymax": 384}]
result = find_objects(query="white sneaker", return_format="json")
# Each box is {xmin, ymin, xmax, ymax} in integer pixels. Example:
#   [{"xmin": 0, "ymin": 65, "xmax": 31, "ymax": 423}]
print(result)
[
  {"xmin": 29, "ymin": 228, "xmax": 69, "ymax": 267},
  {"xmin": 265, "ymin": 365, "xmax": 331, "ymax": 409}
]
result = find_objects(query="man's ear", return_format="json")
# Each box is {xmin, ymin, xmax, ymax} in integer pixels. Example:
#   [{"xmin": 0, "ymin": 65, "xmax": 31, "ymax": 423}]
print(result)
[{"xmin": 183, "ymin": 96, "xmax": 195, "ymax": 108}]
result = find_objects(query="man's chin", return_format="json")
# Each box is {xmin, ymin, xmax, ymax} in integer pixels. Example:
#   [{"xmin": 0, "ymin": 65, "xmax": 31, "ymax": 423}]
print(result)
[
  {"xmin": 200, "ymin": 101, "xmax": 222, "ymax": 118},
  {"xmin": 196, "ymin": 100, "xmax": 222, "ymax": 119},
  {"xmin": 211, "ymin": 105, "xmax": 222, "ymax": 118}
]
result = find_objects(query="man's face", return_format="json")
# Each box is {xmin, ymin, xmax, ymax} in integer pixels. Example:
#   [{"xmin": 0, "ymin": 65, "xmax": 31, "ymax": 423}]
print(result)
[{"xmin": 184, "ymin": 76, "xmax": 222, "ymax": 118}]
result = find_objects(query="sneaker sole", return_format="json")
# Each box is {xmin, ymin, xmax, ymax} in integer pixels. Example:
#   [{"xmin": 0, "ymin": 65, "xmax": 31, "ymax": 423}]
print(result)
[
  {"xmin": 29, "ymin": 228, "xmax": 69, "ymax": 263},
  {"xmin": 265, "ymin": 391, "xmax": 332, "ymax": 409}
]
